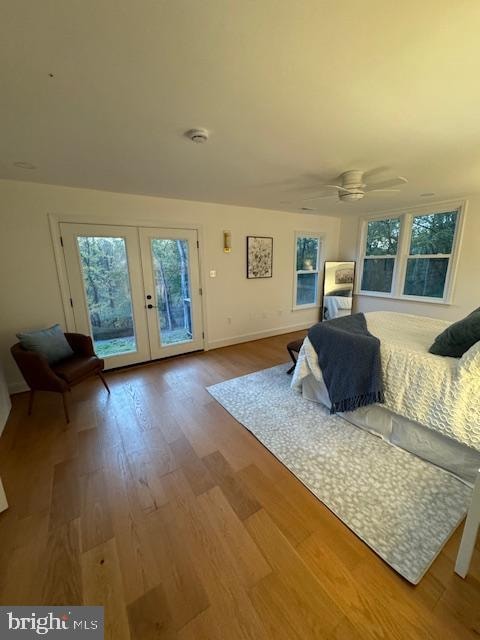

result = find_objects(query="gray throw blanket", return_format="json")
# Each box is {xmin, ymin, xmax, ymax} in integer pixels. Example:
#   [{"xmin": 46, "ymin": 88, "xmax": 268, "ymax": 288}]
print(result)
[{"xmin": 308, "ymin": 313, "xmax": 384, "ymax": 414}]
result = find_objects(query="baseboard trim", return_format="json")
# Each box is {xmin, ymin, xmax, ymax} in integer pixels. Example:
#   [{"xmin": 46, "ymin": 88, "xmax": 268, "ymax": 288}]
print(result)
[
  {"xmin": 206, "ymin": 322, "xmax": 310, "ymax": 350},
  {"xmin": 8, "ymin": 380, "xmax": 29, "ymax": 395}
]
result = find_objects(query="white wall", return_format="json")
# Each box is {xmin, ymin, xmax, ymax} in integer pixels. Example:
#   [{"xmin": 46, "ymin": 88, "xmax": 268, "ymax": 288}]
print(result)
[
  {"xmin": 0, "ymin": 179, "xmax": 341, "ymax": 392},
  {"xmin": 338, "ymin": 197, "xmax": 480, "ymax": 321}
]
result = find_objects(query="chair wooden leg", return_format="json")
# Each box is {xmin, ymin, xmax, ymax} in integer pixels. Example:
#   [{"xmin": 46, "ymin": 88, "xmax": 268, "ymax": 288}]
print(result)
[
  {"xmin": 286, "ymin": 348, "xmax": 298, "ymax": 375},
  {"xmin": 98, "ymin": 371, "xmax": 111, "ymax": 394},
  {"xmin": 27, "ymin": 390, "xmax": 35, "ymax": 416},
  {"xmin": 62, "ymin": 392, "xmax": 70, "ymax": 424}
]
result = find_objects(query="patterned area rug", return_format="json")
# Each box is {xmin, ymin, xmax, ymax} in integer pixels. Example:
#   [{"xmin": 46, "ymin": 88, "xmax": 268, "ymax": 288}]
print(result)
[{"xmin": 207, "ymin": 364, "xmax": 472, "ymax": 584}]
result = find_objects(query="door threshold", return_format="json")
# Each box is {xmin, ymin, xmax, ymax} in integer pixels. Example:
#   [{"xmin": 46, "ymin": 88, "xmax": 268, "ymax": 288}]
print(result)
[{"xmin": 104, "ymin": 349, "xmax": 205, "ymax": 374}]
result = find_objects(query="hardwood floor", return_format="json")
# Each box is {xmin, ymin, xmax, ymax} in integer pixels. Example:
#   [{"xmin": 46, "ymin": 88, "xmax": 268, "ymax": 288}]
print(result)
[{"xmin": 0, "ymin": 331, "xmax": 479, "ymax": 639}]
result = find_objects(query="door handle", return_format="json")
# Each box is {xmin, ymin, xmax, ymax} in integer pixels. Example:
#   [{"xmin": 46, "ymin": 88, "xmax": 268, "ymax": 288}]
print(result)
[{"xmin": 146, "ymin": 303, "xmax": 158, "ymax": 309}]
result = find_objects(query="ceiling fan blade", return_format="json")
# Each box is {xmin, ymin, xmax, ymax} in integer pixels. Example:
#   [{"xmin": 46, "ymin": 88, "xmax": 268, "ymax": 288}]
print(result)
[
  {"xmin": 323, "ymin": 184, "xmax": 356, "ymax": 193},
  {"xmin": 301, "ymin": 193, "xmax": 340, "ymax": 202},
  {"xmin": 362, "ymin": 166, "xmax": 391, "ymax": 181},
  {"xmin": 367, "ymin": 188, "xmax": 401, "ymax": 193},
  {"xmin": 365, "ymin": 176, "xmax": 407, "ymax": 190}
]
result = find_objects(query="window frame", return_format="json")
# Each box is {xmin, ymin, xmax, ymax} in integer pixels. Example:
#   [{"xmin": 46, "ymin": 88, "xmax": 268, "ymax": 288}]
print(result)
[
  {"xmin": 292, "ymin": 231, "xmax": 324, "ymax": 310},
  {"xmin": 356, "ymin": 200, "xmax": 466, "ymax": 304}
]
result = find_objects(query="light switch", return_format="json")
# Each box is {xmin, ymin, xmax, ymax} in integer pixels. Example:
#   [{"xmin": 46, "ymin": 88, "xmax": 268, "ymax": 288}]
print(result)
[{"xmin": 209, "ymin": 270, "xmax": 217, "ymax": 278}]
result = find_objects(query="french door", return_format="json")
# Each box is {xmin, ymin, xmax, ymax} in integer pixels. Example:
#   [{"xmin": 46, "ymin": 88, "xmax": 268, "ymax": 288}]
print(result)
[
  {"xmin": 60, "ymin": 223, "xmax": 203, "ymax": 368},
  {"xmin": 139, "ymin": 227, "xmax": 203, "ymax": 359}
]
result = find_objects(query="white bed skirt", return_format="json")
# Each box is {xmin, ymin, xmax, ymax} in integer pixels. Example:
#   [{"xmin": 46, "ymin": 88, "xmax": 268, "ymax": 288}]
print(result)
[{"xmin": 302, "ymin": 374, "xmax": 480, "ymax": 484}]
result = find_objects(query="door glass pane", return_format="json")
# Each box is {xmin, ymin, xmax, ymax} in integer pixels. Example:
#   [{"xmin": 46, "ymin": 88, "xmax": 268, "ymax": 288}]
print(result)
[
  {"xmin": 409, "ymin": 211, "xmax": 458, "ymax": 255},
  {"xmin": 361, "ymin": 258, "xmax": 395, "ymax": 293},
  {"xmin": 403, "ymin": 258, "xmax": 449, "ymax": 298},
  {"xmin": 296, "ymin": 236, "xmax": 319, "ymax": 270},
  {"xmin": 296, "ymin": 273, "xmax": 318, "ymax": 305},
  {"xmin": 151, "ymin": 239, "xmax": 193, "ymax": 345},
  {"xmin": 365, "ymin": 218, "xmax": 400, "ymax": 256},
  {"xmin": 77, "ymin": 236, "xmax": 137, "ymax": 357}
]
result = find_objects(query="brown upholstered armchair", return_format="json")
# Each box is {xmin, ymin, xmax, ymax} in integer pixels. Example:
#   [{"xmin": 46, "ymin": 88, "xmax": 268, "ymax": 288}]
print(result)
[{"xmin": 11, "ymin": 332, "xmax": 110, "ymax": 423}]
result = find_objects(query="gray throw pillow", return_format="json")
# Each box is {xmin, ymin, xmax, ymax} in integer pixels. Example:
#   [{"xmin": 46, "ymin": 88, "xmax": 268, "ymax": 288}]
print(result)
[
  {"xmin": 17, "ymin": 324, "xmax": 74, "ymax": 364},
  {"xmin": 428, "ymin": 307, "xmax": 480, "ymax": 358}
]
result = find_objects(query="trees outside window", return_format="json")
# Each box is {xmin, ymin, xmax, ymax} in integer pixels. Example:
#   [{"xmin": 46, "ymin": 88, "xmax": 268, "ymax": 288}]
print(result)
[
  {"xmin": 294, "ymin": 233, "xmax": 322, "ymax": 307},
  {"xmin": 358, "ymin": 208, "xmax": 461, "ymax": 301},
  {"xmin": 77, "ymin": 236, "xmax": 193, "ymax": 356}
]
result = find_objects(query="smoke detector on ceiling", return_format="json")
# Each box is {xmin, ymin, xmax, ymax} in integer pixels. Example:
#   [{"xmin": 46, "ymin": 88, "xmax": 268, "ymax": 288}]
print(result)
[{"xmin": 185, "ymin": 128, "xmax": 209, "ymax": 144}]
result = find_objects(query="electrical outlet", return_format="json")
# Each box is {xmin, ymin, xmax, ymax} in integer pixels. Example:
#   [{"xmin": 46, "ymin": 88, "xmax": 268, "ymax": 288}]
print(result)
[{"xmin": 209, "ymin": 270, "xmax": 217, "ymax": 278}]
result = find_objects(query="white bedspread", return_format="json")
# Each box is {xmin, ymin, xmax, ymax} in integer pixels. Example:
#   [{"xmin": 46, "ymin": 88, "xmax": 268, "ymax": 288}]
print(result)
[
  {"xmin": 323, "ymin": 295, "xmax": 352, "ymax": 320},
  {"xmin": 292, "ymin": 311, "xmax": 480, "ymax": 451}
]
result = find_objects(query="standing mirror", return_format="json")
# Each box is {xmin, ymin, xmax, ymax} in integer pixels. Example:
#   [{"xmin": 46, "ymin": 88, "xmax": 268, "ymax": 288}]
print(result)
[{"xmin": 322, "ymin": 261, "xmax": 356, "ymax": 320}]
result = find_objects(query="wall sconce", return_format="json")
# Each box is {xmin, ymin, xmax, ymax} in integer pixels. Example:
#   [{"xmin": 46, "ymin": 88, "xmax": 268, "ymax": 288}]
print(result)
[{"xmin": 223, "ymin": 230, "xmax": 232, "ymax": 253}]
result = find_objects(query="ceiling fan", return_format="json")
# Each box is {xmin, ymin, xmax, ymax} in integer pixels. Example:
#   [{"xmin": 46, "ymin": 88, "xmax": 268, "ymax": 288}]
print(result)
[{"xmin": 298, "ymin": 169, "xmax": 408, "ymax": 204}]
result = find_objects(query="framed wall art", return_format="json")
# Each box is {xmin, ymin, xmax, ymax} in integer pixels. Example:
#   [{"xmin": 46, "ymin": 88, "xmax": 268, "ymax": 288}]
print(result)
[{"xmin": 246, "ymin": 236, "xmax": 273, "ymax": 279}]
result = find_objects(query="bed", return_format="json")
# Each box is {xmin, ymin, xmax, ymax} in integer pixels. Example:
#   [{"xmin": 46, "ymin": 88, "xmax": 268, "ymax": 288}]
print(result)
[
  {"xmin": 323, "ymin": 294, "xmax": 352, "ymax": 320},
  {"xmin": 292, "ymin": 311, "xmax": 480, "ymax": 483}
]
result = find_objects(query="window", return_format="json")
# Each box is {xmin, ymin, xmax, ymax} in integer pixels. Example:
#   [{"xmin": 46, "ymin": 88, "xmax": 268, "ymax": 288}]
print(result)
[
  {"xmin": 361, "ymin": 218, "xmax": 400, "ymax": 294},
  {"xmin": 294, "ymin": 233, "xmax": 322, "ymax": 307},
  {"xmin": 403, "ymin": 211, "xmax": 458, "ymax": 298},
  {"xmin": 358, "ymin": 206, "xmax": 462, "ymax": 303}
]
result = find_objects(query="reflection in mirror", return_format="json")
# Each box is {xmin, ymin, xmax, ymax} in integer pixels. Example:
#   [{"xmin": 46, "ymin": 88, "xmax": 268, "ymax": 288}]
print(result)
[{"xmin": 322, "ymin": 261, "xmax": 356, "ymax": 321}]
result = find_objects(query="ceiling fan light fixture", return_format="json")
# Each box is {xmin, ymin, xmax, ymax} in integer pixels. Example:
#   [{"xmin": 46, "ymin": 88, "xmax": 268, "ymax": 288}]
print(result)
[
  {"xmin": 297, "ymin": 167, "xmax": 408, "ymax": 205},
  {"xmin": 339, "ymin": 191, "xmax": 365, "ymax": 202}
]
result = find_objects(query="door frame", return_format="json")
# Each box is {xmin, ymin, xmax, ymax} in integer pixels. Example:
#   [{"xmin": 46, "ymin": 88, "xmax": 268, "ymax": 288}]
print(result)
[
  {"xmin": 60, "ymin": 222, "xmax": 152, "ymax": 368},
  {"xmin": 139, "ymin": 227, "xmax": 204, "ymax": 359},
  {"xmin": 48, "ymin": 213, "xmax": 209, "ymax": 358}
]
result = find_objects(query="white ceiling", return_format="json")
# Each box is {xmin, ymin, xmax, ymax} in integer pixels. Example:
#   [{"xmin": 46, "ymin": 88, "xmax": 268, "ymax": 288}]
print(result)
[{"xmin": 2, "ymin": 0, "xmax": 480, "ymax": 216}]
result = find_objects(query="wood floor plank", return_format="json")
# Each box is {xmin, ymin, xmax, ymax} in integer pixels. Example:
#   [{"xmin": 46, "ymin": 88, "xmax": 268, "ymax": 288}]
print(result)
[
  {"xmin": 298, "ymin": 529, "xmax": 436, "ymax": 640},
  {"xmin": 177, "ymin": 607, "xmax": 226, "ymax": 640},
  {"xmin": 49, "ymin": 457, "xmax": 80, "ymax": 531},
  {"xmin": 0, "ymin": 511, "xmax": 49, "ymax": 605},
  {"xmin": 169, "ymin": 436, "xmax": 216, "ymax": 496},
  {"xmin": 82, "ymin": 538, "xmax": 131, "ymax": 640},
  {"xmin": 9, "ymin": 454, "xmax": 53, "ymax": 520},
  {"xmin": 161, "ymin": 470, "xmax": 269, "ymax": 640},
  {"xmin": 201, "ymin": 400, "xmax": 284, "ymax": 478},
  {"xmin": 247, "ymin": 572, "xmax": 308, "ymax": 640},
  {"xmin": 126, "ymin": 449, "xmax": 169, "ymax": 515},
  {"xmin": 350, "ymin": 555, "xmax": 474, "ymax": 639},
  {"xmin": 202, "ymin": 450, "xmax": 261, "ymax": 521},
  {"xmin": 70, "ymin": 397, "xmax": 98, "ymax": 432},
  {"xmin": 196, "ymin": 485, "xmax": 271, "ymax": 588},
  {"xmin": 41, "ymin": 518, "xmax": 83, "ymax": 605},
  {"xmin": 127, "ymin": 584, "xmax": 175, "ymax": 640},
  {"xmin": 145, "ymin": 501, "xmax": 210, "ymax": 630},
  {"xmin": 245, "ymin": 508, "xmax": 344, "ymax": 637},
  {"xmin": 77, "ymin": 427, "xmax": 104, "ymax": 476},
  {"xmin": 80, "ymin": 469, "xmax": 114, "ymax": 552},
  {"xmin": 162, "ymin": 394, "xmax": 217, "ymax": 458},
  {"xmin": 104, "ymin": 447, "xmax": 163, "ymax": 604},
  {"xmin": 239, "ymin": 464, "xmax": 313, "ymax": 546}
]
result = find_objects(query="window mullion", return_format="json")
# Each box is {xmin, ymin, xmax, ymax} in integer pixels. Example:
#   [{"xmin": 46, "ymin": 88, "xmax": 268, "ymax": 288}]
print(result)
[{"xmin": 394, "ymin": 213, "xmax": 411, "ymax": 296}]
